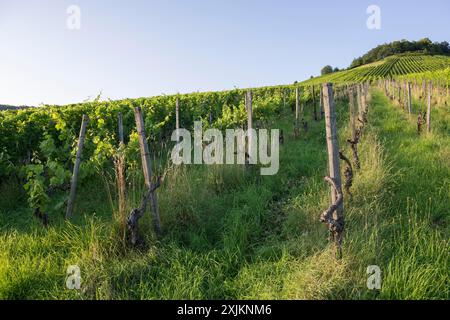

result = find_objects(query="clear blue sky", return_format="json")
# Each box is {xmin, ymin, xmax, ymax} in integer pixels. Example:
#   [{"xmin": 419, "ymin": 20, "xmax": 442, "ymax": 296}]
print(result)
[{"xmin": 1, "ymin": 0, "xmax": 449, "ymax": 106}]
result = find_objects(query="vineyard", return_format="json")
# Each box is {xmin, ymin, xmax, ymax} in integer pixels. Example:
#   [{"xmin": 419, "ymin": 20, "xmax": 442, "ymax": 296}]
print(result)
[
  {"xmin": 0, "ymin": 85, "xmax": 306, "ymax": 213},
  {"xmin": 0, "ymin": 54, "xmax": 449, "ymax": 300},
  {"xmin": 302, "ymin": 54, "xmax": 450, "ymax": 85}
]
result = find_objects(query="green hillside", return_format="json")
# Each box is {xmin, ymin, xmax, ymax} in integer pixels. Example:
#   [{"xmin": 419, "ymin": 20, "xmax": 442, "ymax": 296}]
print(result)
[{"xmin": 302, "ymin": 54, "xmax": 450, "ymax": 85}]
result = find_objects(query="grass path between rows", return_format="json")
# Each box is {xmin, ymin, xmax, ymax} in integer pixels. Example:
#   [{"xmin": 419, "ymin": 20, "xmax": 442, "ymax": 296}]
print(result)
[{"xmin": 353, "ymin": 89, "xmax": 449, "ymax": 299}]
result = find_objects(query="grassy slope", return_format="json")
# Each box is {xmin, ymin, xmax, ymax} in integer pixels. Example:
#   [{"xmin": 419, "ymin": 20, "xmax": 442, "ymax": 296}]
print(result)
[
  {"xmin": 301, "ymin": 54, "xmax": 450, "ymax": 85},
  {"xmin": 0, "ymin": 87, "xmax": 448, "ymax": 299}
]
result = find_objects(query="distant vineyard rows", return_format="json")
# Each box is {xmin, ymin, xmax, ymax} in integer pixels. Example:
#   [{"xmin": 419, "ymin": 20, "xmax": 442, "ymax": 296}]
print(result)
[{"xmin": 303, "ymin": 54, "xmax": 450, "ymax": 85}]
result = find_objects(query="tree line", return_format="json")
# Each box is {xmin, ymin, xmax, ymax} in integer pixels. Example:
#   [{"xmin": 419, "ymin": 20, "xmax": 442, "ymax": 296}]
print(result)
[{"xmin": 349, "ymin": 38, "xmax": 450, "ymax": 69}]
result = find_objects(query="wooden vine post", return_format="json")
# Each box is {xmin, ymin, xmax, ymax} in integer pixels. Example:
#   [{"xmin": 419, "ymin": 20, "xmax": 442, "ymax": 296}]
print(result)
[
  {"xmin": 246, "ymin": 90, "xmax": 253, "ymax": 165},
  {"xmin": 66, "ymin": 114, "xmax": 89, "ymax": 219},
  {"xmin": 175, "ymin": 97, "xmax": 180, "ymax": 131},
  {"xmin": 117, "ymin": 112, "xmax": 126, "ymax": 233},
  {"xmin": 427, "ymin": 81, "xmax": 432, "ymax": 133},
  {"xmin": 118, "ymin": 112, "xmax": 124, "ymax": 143},
  {"xmin": 348, "ymin": 86, "xmax": 356, "ymax": 142},
  {"xmin": 295, "ymin": 86, "xmax": 300, "ymax": 138},
  {"xmin": 357, "ymin": 84, "xmax": 362, "ymax": 119},
  {"xmin": 407, "ymin": 82, "xmax": 412, "ymax": 115},
  {"xmin": 422, "ymin": 80, "xmax": 426, "ymax": 99},
  {"xmin": 134, "ymin": 107, "xmax": 162, "ymax": 235},
  {"xmin": 312, "ymin": 85, "xmax": 318, "ymax": 121},
  {"xmin": 321, "ymin": 83, "xmax": 344, "ymax": 258},
  {"xmin": 347, "ymin": 85, "xmax": 360, "ymax": 169},
  {"xmin": 355, "ymin": 84, "xmax": 367, "ymax": 130},
  {"xmin": 392, "ymin": 80, "xmax": 396, "ymax": 101},
  {"xmin": 175, "ymin": 97, "xmax": 180, "ymax": 141},
  {"xmin": 319, "ymin": 86, "xmax": 324, "ymax": 119},
  {"xmin": 209, "ymin": 105, "xmax": 213, "ymax": 126},
  {"xmin": 361, "ymin": 83, "xmax": 367, "ymax": 114}
]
